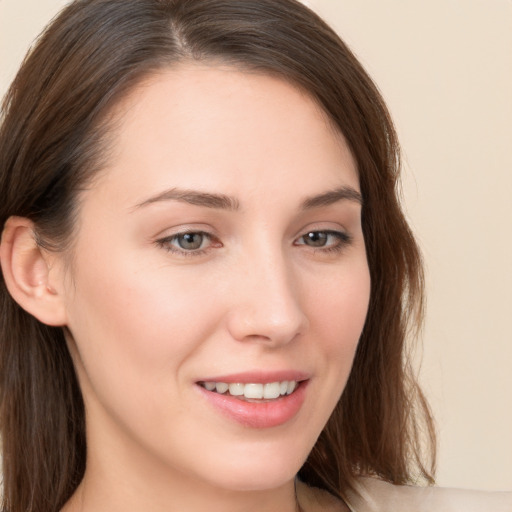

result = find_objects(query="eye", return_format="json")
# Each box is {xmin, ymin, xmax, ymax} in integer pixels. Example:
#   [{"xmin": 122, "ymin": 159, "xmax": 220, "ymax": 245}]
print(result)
[
  {"xmin": 173, "ymin": 232, "xmax": 207, "ymax": 250},
  {"xmin": 156, "ymin": 231, "xmax": 219, "ymax": 256},
  {"xmin": 295, "ymin": 230, "xmax": 351, "ymax": 252}
]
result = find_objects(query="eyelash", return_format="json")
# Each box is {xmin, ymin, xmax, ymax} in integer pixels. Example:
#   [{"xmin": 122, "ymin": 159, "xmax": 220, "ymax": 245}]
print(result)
[{"xmin": 156, "ymin": 229, "xmax": 352, "ymax": 257}]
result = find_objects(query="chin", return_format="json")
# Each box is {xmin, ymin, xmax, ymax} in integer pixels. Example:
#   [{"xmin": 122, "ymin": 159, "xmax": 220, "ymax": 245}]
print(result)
[
  {"xmin": 195, "ymin": 442, "xmax": 307, "ymax": 492},
  {"xmin": 210, "ymin": 468, "xmax": 297, "ymax": 493}
]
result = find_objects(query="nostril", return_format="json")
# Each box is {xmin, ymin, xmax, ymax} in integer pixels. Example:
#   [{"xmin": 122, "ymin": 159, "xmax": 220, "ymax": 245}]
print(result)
[{"xmin": 225, "ymin": 304, "xmax": 307, "ymax": 346}]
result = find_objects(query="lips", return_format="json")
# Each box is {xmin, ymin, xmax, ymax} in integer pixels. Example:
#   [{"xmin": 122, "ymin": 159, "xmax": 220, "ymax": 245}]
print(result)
[{"xmin": 196, "ymin": 371, "xmax": 309, "ymax": 428}]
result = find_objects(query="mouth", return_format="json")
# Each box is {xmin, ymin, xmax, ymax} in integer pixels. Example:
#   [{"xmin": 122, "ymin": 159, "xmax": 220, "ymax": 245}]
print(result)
[
  {"xmin": 198, "ymin": 380, "xmax": 299, "ymax": 402},
  {"xmin": 196, "ymin": 377, "xmax": 308, "ymax": 428}
]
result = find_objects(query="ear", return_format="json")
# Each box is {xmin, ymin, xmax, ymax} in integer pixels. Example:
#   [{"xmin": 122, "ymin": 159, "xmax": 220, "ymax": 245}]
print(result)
[{"xmin": 0, "ymin": 216, "xmax": 68, "ymax": 326}]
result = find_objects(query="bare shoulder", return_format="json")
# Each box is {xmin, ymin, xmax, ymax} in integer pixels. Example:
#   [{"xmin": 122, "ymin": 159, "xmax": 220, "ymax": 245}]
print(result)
[
  {"xmin": 345, "ymin": 477, "xmax": 512, "ymax": 512},
  {"xmin": 296, "ymin": 480, "xmax": 350, "ymax": 512}
]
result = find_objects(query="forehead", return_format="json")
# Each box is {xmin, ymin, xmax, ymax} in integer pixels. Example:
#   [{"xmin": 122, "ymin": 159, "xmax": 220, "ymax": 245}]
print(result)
[{"xmin": 89, "ymin": 63, "xmax": 358, "ymax": 208}]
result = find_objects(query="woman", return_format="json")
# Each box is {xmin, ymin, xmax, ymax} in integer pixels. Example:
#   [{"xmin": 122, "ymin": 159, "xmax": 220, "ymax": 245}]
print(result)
[{"xmin": 0, "ymin": 1, "xmax": 510, "ymax": 511}]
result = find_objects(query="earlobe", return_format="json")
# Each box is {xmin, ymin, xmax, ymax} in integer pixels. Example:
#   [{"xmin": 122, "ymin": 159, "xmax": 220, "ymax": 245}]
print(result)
[{"xmin": 0, "ymin": 216, "xmax": 68, "ymax": 326}]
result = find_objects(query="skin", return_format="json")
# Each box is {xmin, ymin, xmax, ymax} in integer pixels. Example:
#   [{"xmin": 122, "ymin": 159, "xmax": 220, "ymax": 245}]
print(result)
[{"xmin": 48, "ymin": 64, "xmax": 370, "ymax": 512}]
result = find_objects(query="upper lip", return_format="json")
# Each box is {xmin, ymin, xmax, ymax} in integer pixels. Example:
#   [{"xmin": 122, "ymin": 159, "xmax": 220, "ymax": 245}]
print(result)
[{"xmin": 197, "ymin": 370, "xmax": 310, "ymax": 384}]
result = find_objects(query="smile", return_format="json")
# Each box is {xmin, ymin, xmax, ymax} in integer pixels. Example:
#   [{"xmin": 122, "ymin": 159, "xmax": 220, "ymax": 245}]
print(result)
[
  {"xmin": 197, "ymin": 378, "xmax": 308, "ymax": 428},
  {"xmin": 199, "ymin": 380, "xmax": 298, "ymax": 400}
]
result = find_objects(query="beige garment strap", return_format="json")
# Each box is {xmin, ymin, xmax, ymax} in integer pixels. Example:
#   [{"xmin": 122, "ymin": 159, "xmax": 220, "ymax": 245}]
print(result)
[
  {"xmin": 296, "ymin": 479, "xmax": 357, "ymax": 512},
  {"xmin": 345, "ymin": 477, "xmax": 512, "ymax": 512}
]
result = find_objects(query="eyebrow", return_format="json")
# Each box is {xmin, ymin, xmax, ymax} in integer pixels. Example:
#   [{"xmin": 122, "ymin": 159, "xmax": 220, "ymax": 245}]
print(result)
[
  {"xmin": 300, "ymin": 186, "xmax": 363, "ymax": 209},
  {"xmin": 133, "ymin": 188, "xmax": 240, "ymax": 211},
  {"xmin": 133, "ymin": 185, "xmax": 362, "ymax": 212}
]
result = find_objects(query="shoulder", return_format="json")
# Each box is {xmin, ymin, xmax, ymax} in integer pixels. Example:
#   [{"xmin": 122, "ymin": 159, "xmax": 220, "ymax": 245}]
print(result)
[
  {"xmin": 345, "ymin": 477, "xmax": 512, "ymax": 512},
  {"xmin": 296, "ymin": 480, "xmax": 350, "ymax": 511}
]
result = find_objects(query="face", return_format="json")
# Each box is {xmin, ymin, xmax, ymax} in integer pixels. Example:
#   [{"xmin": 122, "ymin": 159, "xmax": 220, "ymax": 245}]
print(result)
[{"xmin": 60, "ymin": 64, "xmax": 370, "ymax": 493}]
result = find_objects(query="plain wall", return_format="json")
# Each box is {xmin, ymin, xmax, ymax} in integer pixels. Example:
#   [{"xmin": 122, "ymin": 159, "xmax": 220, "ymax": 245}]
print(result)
[{"xmin": 1, "ymin": 0, "xmax": 511, "ymax": 492}]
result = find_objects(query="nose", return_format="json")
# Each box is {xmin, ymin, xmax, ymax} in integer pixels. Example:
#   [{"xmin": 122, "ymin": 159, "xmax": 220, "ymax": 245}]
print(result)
[{"xmin": 225, "ymin": 253, "xmax": 308, "ymax": 347}]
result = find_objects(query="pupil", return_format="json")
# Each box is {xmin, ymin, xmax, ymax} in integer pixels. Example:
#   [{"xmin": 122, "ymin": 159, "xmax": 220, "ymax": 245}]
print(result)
[
  {"xmin": 305, "ymin": 232, "xmax": 327, "ymax": 247},
  {"xmin": 179, "ymin": 233, "xmax": 203, "ymax": 250}
]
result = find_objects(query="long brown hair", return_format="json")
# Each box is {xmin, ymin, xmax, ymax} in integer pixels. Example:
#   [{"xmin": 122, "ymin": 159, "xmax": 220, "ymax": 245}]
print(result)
[{"xmin": 0, "ymin": 1, "xmax": 435, "ymax": 510}]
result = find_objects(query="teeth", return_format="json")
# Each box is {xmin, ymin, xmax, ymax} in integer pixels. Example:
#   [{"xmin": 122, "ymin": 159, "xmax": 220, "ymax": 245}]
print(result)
[
  {"xmin": 201, "ymin": 380, "xmax": 299, "ymax": 399},
  {"xmin": 215, "ymin": 382, "xmax": 229, "ymax": 394},
  {"xmin": 264, "ymin": 382, "xmax": 281, "ymax": 399},
  {"xmin": 228, "ymin": 383, "xmax": 244, "ymax": 396},
  {"xmin": 244, "ymin": 383, "xmax": 263, "ymax": 399}
]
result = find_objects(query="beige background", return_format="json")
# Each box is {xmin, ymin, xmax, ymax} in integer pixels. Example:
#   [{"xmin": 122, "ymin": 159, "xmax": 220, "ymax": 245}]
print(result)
[{"xmin": 1, "ymin": 0, "xmax": 511, "ymax": 492}]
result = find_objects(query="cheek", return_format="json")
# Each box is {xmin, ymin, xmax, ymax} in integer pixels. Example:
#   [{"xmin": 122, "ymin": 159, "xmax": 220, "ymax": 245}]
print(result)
[
  {"xmin": 310, "ymin": 263, "xmax": 371, "ymax": 349},
  {"xmin": 64, "ymin": 249, "xmax": 221, "ymax": 396},
  {"xmin": 306, "ymin": 261, "xmax": 371, "ymax": 397}
]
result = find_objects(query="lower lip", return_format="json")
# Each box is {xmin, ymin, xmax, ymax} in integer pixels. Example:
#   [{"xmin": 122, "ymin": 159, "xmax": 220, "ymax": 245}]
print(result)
[{"xmin": 196, "ymin": 381, "xmax": 308, "ymax": 428}]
